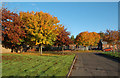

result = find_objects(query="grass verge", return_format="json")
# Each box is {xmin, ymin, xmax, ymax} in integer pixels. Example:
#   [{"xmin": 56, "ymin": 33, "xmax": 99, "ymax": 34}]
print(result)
[
  {"xmin": 102, "ymin": 52, "xmax": 120, "ymax": 58},
  {"xmin": 2, "ymin": 53, "xmax": 75, "ymax": 77},
  {"xmin": 101, "ymin": 52, "xmax": 120, "ymax": 61}
]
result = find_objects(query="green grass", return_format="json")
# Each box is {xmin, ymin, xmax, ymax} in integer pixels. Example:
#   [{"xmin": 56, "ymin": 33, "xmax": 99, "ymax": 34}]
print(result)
[
  {"xmin": 102, "ymin": 52, "xmax": 120, "ymax": 58},
  {"xmin": 28, "ymin": 51, "xmax": 73, "ymax": 55},
  {"xmin": 2, "ymin": 53, "xmax": 75, "ymax": 76}
]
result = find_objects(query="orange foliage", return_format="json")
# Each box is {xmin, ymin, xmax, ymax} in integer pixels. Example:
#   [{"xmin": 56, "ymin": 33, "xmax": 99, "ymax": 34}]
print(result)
[
  {"xmin": 75, "ymin": 31, "xmax": 100, "ymax": 46},
  {"xmin": 19, "ymin": 11, "xmax": 60, "ymax": 46},
  {"xmin": 103, "ymin": 30, "xmax": 119, "ymax": 44}
]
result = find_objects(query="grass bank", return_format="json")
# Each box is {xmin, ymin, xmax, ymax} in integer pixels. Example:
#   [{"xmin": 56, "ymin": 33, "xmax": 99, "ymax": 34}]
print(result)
[
  {"xmin": 102, "ymin": 52, "xmax": 120, "ymax": 58},
  {"xmin": 2, "ymin": 53, "xmax": 75, "ymax": 76}
]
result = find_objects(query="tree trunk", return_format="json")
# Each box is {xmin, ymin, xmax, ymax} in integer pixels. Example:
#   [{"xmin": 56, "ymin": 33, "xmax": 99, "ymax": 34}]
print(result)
[
  {"xmin": 30, "ymin": 47, "xmax": 31, "ymax": 50},
  {"xmin": 90, "ymin": 46, "xmax": 92, "ymax": 50},
  {"xmin": 11, "ymin": 48, "xmax": 14, "ymax": 53},
  {"xmin": 16, "ymin": 49, "xmax": 18, "ymax": 53},
  {"xmin": 11, "ymin": 46, "xmax": 14, "ymax": 53},
  {"xmin": 58, "ymin": 45, "xmax": 59, "ymax": 51},
  {"xmin": 39, "ymin": 44, "xmax": 42, "ymax": 55},
  {"xmin": 113, "ymin": 45, "xmax": 115, "ymax": 53},
  {"xmin": 113, "ymin": 42, "xmax": 115, "ymax": 53},
  {"xmin": 61, "ymin": 45, "xmax": 64, "ymax": 51},
  {"xmin": 109, "ymin": 44, "xmax": 110, "ymax": 48},
  {"xmin": 41, "ymin": 45, "xmax": 42, "ymax": 55},
  {"xmin": 117, "ymin": 43, "xmax": 119, "ymax": 52},
  {"xmin": 85, "ymin": 46, "xmax": 88, "ymax": 50},
  {"xmin": 20, "ymin": 46, "xmax": 23, "ymax": 53}
]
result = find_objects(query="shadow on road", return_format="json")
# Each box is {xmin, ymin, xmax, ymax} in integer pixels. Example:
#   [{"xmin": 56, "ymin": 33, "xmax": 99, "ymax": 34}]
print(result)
[{"xmin": 94, "ymin": 53, "xmax": 120, "ymax": 63}]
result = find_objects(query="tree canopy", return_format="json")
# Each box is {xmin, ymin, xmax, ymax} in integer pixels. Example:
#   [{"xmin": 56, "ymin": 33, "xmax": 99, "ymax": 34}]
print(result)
[
  {"xmin": 71, "ymin": 35, "xmax": 75, "ymax": 44},
  {"xmin": 75, "ymin": 31, "xmax": 100, "ymax": 47},
  {"xmin": 19, "ymin": 11, "xmax": 60, "ymax": 54},
  {"xmin": 2, "ymin": 8, "xmax": 118, "ymax": 53},
  {"xmin": 54, "ymin": 25, "xmax": 73, "ymax": 50},
  {"xmin": 103, "ymin": 30, "xmax": 119, "ymax": 44},
  {"xmin": 2, "ymin": 8, "xmax": 26, "ymax": 51},
  {"xmin": 98, "ymin": 31, "xmax": 105, "ymax": 40}
]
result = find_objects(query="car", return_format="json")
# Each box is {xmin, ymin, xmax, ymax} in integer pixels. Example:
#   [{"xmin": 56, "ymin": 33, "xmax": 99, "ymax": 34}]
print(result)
[{"xmin": 103, "ymin": 48, "xmax": 113, "ymax": 52}]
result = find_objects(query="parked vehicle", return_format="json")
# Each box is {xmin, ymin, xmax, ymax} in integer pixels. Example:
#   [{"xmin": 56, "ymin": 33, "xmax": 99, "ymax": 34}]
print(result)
[{"xmin": 103, "ymin": 48, "xmax": 113, "ymax": 52}]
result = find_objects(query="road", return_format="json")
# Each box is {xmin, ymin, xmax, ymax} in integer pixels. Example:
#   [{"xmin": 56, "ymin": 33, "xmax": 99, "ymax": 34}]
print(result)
[{"xmin": 70, "ymin": 52, "xmax": 119, "ymax": 77}]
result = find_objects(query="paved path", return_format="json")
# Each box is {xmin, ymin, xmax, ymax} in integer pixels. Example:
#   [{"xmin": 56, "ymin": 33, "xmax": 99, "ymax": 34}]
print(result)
[{"xmin": 70, "ymin": 52, "xmax": 119, "ymax": 77}]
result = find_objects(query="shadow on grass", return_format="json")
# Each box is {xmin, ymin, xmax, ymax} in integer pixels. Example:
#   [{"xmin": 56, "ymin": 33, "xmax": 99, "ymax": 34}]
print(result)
[
  {"xmin": 28, "ymin": 51, "xmax": 73, "ymax": 55},
  {"xmin": 94, "ymin": 53, "xmax": 120, "ymax": 63}
]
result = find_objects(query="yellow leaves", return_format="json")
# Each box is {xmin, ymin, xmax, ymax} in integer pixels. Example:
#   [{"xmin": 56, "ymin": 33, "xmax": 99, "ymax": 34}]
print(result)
[
  {"xmin": 31, "ymin": 38, "xmax": 35, "ymax": 41},
  {"xmin": 40, "ymin": 35, "xmax": 43, "ymax": 39},
  {"xmin": 41, "ymin": 21, "xmax": 44, "ymax": 25},
  {"xmin": 35, "ymin": 40, "xmax": 39, "ymax": 45},
  {"xmin": 31, "ymin": 11, "xmax": 34, "ymax": 14},
  {"xmin": 76, "ymin": 31, "xmax": 100, "ymax": 46},
  {"xmin": 46, "ymin": 41, "xmax": 49, "ymax": 44},
  {"xmin": 31, "ymin": 31, "xmax": 35, "ymax": 35},
  {"xmin": 38, "ymin": 33, "xmax": 42, "ymax": 37},
  {"xmin": 29, "ymin": 24, "xmax": 33, "ymax": 28},
  {"xmin": 28, "ymin": 29, "xmax": 33, "ymax": 33},
  {"xmin": 43, "ymin": 40, "xmax": 45, "ymax": 44},
  {"xmin": 20, "ymin": 10, "xmax": 60, "ymax": 46},
  {"xmin": 35, "ymin": 40, "xmax": 42, "ymax": 45},
  {"xmin": 41, "ymin": 29, "xmax": 43, "ymax": 33}
]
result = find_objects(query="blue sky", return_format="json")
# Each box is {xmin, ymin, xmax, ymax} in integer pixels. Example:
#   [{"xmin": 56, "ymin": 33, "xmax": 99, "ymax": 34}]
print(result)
[
  {"xmin": 2, "ymin": 0, "xmax": 120, "ymax": 2},
  {"xmin": 3, "ymin": 2, "xmax": 118, "ymax": 37}
]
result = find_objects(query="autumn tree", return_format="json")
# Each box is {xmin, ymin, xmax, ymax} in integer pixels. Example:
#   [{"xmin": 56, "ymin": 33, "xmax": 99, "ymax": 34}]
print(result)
[
  {"xmin": 92, "ymin": 32, "xmax": 101, "ymax": 46},
  {"xmin": 103, "ymin": 30, "xmax": 119, "ymax": 44},
  {"xmin": 0, "ymin": 8, "xmax": 2, "ymax": 43},
  {"xmin": 103, "ymin": 29, "xmax": 119, "ymax": 52},
  {"xmin": 75, "ymin": 31, "xmax": 100, "ymax": 50},
  {"xmin": 75, "ymin": 31, "xmax": 89, "ymax": 47},
  {"xmin": 98, "ymin": 31, "xmax": 105, "ymax": 39},
  {"xmin": 54, "ymin": 25, "xmax": 73, "ymax": 51},
  {"xmin": 71, "ymin": 35, "xmax": 75, "ymax": 44},
  {"xmin": 2, "ymin": 8, "xmax": 26, "ymax": 52},
  {"xmin": 19, "ymin": 11, "xmax": 60, "ymax": 54}
]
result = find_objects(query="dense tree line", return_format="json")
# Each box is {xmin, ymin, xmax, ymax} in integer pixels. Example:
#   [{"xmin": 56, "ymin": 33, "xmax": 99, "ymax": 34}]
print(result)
[
  {"xmin": 1, "ymin": 8, "xmax": 72, "ymax": 54},
  {"xmin": 1, "ymin": 8, "xmax": 119, "ymax": 53}
]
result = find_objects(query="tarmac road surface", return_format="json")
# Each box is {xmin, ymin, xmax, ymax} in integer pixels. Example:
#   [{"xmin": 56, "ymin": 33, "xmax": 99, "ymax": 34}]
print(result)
[{"xmin": 70, "ymin": 52, "xmax": 119, "ymax": 77}]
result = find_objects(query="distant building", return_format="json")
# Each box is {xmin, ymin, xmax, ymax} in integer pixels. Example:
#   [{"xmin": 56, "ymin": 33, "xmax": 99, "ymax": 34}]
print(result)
[
  {"xmin": 98, "ymin": 39, "xmax": 118, "ymax": 50},
  {"xmin": 1, "ymin": 44, "xmax": 11, "ymax": 53}
]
